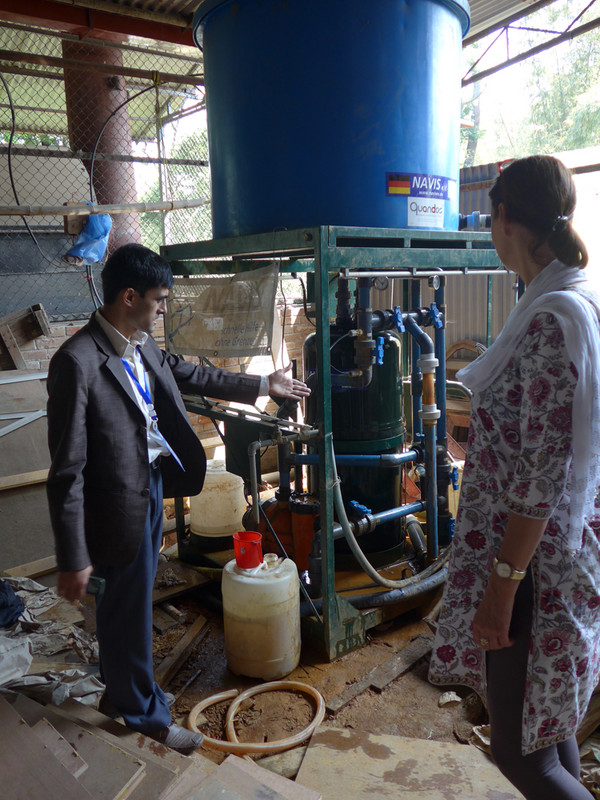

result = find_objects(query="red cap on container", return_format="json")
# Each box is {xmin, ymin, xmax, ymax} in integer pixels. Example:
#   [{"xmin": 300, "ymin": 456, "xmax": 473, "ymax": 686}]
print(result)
[{"xmin": 233, "ymin": 531, "xmax": 263, "ymax": 569}]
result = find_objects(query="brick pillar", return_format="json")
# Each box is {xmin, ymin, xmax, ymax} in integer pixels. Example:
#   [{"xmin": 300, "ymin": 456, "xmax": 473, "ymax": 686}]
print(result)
[{"xmin": 62, "ymin": 40, "xmax": 142, "ymax": 252}]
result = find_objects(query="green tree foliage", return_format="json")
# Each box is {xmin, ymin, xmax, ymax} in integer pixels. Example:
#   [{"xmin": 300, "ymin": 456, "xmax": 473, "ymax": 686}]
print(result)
[
  {"xmin": 526, "ymin": 27, "xmax": 600, "ymax": 153},
  {"xmin": 140, "ymin": 128, "xmax": 212, "ymax": 250},
  {"xmin": 461, "ymin": 2, "xmax": 600, "ymax": 166},
  {"xmin": 0, "ymin": 131, "xmax": 64, "ymax": 146}
]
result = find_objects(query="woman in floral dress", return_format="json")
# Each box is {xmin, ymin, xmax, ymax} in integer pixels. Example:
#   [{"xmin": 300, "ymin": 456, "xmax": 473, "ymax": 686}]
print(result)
[{"xmin": 429, "ymin": 156, "xmax": 600, "ymax": 799}]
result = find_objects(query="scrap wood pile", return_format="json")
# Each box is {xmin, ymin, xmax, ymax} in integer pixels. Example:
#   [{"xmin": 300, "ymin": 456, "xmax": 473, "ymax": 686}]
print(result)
[
  {"xmin": 0, "ymin": 692, "xmax": 320, "ymax": 799},
  {"xmin": 0, "ymin": 558, "xmax": 321, "ymax": 799}
]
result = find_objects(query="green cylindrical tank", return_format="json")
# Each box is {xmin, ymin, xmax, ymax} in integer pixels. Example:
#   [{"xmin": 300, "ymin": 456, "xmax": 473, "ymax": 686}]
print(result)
[{"xmin": 303, "ymin": 328, "xmax": 407, "ymax": 558}]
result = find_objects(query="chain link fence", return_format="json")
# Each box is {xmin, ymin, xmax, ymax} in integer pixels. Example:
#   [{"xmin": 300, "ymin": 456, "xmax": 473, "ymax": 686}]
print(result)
[{"xmin": 0, "ymin": 21, "xmax": 211, "ymax": 321}]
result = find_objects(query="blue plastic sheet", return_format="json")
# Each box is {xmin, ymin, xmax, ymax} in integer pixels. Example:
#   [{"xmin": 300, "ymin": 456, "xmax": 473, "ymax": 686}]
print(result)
[{"xmin": 65, "ymin": 210, "xmax": 112, "ymax": 264}]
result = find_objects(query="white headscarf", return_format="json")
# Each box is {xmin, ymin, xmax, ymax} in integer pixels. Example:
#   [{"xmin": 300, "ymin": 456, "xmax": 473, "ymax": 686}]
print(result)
[{"xmin": 457, "ymin": 260, "xmax": 600, "ymax": 552}]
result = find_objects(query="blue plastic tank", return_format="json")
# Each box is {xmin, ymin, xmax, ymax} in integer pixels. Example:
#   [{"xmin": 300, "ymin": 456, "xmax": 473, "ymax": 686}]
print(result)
[{"xmin": 194, "ymin": 0, "xmax": 470, "ymax": 238}]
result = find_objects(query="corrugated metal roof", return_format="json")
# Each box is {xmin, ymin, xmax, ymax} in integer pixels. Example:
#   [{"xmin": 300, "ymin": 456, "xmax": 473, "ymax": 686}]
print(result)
[
  {"xmin": 52, "ymin": 1, "xmax": 560, "ymax": 40},
  {"xmin": 466, "ymin": 0, "xmax": 555, "ymax": 40}
]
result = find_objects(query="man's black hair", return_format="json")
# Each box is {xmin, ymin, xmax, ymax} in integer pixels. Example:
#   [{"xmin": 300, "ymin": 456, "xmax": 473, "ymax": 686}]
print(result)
[{"xmin": 101, "ymin": 243, "xmax": 174, "ymax": 305}]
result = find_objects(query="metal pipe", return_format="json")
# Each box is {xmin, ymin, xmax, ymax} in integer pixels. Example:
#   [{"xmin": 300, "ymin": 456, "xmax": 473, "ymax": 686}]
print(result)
[
  {"xmin": 0, "ymin": 48, "xmax": 203, "ymax": 86},
  {"xmin": 249, "ymin": 435, "xmax": 287, "ymax": 526},
  {"xmin": 339, "ymin": 269, "xmax": 509, "ymax": 279},
  {"xmin": 0, "ymin": 198, "xmax": 208, "ymax": 217},
  {"xmin": 288, "ymin": 450, "xmax": 418, "ymax": 468}
]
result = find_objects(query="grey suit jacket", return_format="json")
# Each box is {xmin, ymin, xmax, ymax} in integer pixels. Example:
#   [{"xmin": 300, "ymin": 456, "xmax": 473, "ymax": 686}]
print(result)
[{"xmin": 46, "ymin": 315, "xmax": 261, "ymax": 571}]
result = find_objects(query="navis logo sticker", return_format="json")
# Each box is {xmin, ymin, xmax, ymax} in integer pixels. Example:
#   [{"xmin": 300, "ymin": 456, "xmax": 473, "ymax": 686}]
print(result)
[{"xmin": 386, "ymin": 172, "xmax": 452, "ymax": 200}]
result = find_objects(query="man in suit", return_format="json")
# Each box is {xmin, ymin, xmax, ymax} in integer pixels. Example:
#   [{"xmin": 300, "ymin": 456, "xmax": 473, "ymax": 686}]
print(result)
[{"xmin": 46, "ymin": 243, "xmax": 310, "ymax": 754}]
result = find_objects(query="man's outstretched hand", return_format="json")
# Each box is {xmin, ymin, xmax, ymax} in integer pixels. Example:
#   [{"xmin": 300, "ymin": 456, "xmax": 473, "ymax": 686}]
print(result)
[{"xmin": 268, "ymin": 364, "xmax": 311, "ymax": 401}]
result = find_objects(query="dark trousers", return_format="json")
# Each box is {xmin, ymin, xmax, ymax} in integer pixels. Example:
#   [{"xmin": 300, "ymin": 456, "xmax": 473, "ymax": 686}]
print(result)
[
  {"xmin": 94, "ymin": 460, "xmax": 172, "ymax": 733},
  {"xmin": 487, "ymin": 572, "xmax": 592, "ymax": 799}
]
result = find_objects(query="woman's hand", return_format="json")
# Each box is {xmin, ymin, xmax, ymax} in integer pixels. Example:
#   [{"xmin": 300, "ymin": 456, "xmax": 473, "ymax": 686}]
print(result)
[{"xmin": 472, "ymin": 574, "xmax": 519, "ymax": 650}]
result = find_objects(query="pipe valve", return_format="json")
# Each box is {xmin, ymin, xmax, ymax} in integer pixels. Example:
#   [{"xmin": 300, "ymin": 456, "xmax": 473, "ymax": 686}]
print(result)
[
  {"xmin": 393, "ymin": 306, "xmax": 405, "ymax": 334},
  {"xmin": 428, "ymin": 302, "xmax": 443, "ymax": 329}
]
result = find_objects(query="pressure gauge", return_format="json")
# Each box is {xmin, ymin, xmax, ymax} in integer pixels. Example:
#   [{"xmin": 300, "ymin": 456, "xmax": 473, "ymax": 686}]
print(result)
[{"xmin": 372, "ymin": 276, "xmax": 389, "ymax": 291}]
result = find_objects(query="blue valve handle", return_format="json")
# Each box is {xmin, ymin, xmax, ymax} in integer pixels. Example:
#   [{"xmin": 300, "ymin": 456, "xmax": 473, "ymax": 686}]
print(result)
[
  {"xmin": 376, "ymin": 336, "xmax": 385, "ymax": 365},
  {"xmin": 429, "ymin": 301, "xmax": 443, "ymax": 329},
  {"xmin": 349, "ymin": 500, "xmax": 372, "ymax": 516},
  {"xmin": 393, "ymin": 306, "xmax": 405, "ymax": 334},
  {"xmin": 451, "ymin": 465, "xmax": 460, "ymax": 490}
]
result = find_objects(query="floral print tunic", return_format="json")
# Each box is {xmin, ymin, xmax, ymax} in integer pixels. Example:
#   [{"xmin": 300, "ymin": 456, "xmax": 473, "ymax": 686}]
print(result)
[{"xmin": 429, "ymin": 310, "xmax": 600, "ymax": 755}]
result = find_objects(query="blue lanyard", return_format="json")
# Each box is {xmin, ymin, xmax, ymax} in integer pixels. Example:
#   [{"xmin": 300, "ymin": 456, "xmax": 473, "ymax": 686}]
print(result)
[
  {"xmin": 121, "ymin": 359, "xmax": 156, "ymax": 418},
  {"xmin": 121, "ymin": 355, "xmax": 184, "ymax": 471}
]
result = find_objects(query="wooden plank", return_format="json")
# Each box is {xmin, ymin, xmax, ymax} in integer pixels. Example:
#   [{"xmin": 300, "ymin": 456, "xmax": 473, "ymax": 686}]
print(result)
[
  {"xmin": 326, "ymin": 635, "xmax": 433, "ymax": 714},
  {"xmin": 0, "ymin": 323, "xmax": 27, "ymax": 369},
  {"xmin": 0, "ymin": 369, "xmax": 53, "ymax": 570},
  {"xmin": 219, "ymin": 755, "xmax": 321, "ymax": 800},
  {"xmin": 154, "ymin": 614, "xmax": 209, "ymax": 688},
  {"xmin": 369, "ymin": 635, "xmax": 433, "ymax": 690},
  {"xmin": 57, "ymin": 699, "xmax": 216, "ymax": 800},
  {"xmin": 33, "ymin": 304, "xmax": 52, "ymax": 337},
  {"xmin": 153, "ymin": 605, "xmax": 180, "ymax": 634},
  {"xmin": 296, "ymin": 726, "xmax": 522, "ymax": 800},
  {"xmin": 193, "ymin": 755, "xmax": 321, "ymax": 800},
  {"xmin": 32, "ymin": 717, "xmax": 89, "ymax": 778},
  {"xmin": 152, "ymin": 559, "xmax": 209, "ymax": 605},
  {"xmin": 159, "ymin": 764, "xmax": 220, "ymax": 800},
  {"xmin": 255, "ymin": 747, "xmax": 308, "ymax": 780},
  {"xmin": 0, "ymin": 304, "xmax": 51, "ymax": 345},
  {"xmin": 28, "ymin": 659, "xmax": 99, "ymax": 675},
  {"xmin": 8, "ymin": 693, "xmax": 147, "ymax": 800},
  {"xmin": 2, "ymin": 554, "xmax": 57, "ymax": 578},
  {"xmin": 0, "ymin": 467, "xmax": 49, "ymax": 491},
  {"xmin": 0, "ymin": 695, "xmax": 94, "ymax": 800}
]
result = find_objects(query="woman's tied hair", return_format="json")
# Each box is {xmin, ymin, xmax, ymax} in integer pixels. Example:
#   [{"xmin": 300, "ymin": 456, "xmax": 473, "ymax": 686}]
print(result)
[{"xmin": 489, "ymin": 155, "xmax": 588, "ymax": 268}]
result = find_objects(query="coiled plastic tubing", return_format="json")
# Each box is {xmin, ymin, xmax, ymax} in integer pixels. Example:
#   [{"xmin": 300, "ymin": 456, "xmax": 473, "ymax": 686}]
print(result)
[{"xmin": 187, "ymin": 680, "xmax": 326, "ymax": 755}]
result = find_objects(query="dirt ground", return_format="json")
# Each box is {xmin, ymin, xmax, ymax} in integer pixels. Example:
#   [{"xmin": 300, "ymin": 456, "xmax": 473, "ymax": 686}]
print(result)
[{"xmin": 153, "ymin": 592, "xmax": 487, "ymax": 771}]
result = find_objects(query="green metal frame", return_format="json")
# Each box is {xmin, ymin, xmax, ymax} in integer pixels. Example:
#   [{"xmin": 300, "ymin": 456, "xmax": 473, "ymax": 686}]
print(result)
[{"xmin": 161, "ymin": 225, "xmax": 502, "ymax": 660}]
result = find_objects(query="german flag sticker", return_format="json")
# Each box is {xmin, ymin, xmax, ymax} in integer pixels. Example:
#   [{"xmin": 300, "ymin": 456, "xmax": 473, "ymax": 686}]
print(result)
[{"xmin": 386, "ymin": 173, "xmax": 411, "ymax": 196}]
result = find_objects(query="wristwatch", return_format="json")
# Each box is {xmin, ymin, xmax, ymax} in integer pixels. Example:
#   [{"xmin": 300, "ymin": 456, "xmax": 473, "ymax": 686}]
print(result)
[{"xmin": 492, "ymin": 557, "xmax": 527, "ymax": 581}]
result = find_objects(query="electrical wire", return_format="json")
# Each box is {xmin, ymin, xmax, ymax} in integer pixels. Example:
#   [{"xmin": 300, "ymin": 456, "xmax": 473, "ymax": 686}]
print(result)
[
  {"xmin": 0, "ymin": 72, "xmax": 60, "ymax": 268},
  {"xmin": 88, "ymin": 83, "xmax": 158, "ymax": 203},
  {"xmin": 1, "ymin": 70, "xmax": 105, "ymax": 311},
  {"xmin": 85, "ymin": 81, "xmax": 163, "ymax": 308},
  {"xmin": 278, "ymin": 276, "xmax": 287, "ymax": 369},
  {"xmin": 296, "ymin": 273, "xmax": 316, "ymax": 327}
]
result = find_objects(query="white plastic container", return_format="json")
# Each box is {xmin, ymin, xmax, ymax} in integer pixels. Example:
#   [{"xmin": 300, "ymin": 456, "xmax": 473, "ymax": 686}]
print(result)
[
  {"xmin": 222, "ymin": 553, "xmax": 301, "ymax": 680},
  {"xmin": 189, "ymin": 459, "xmax": 245, "ymax": 537}
]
